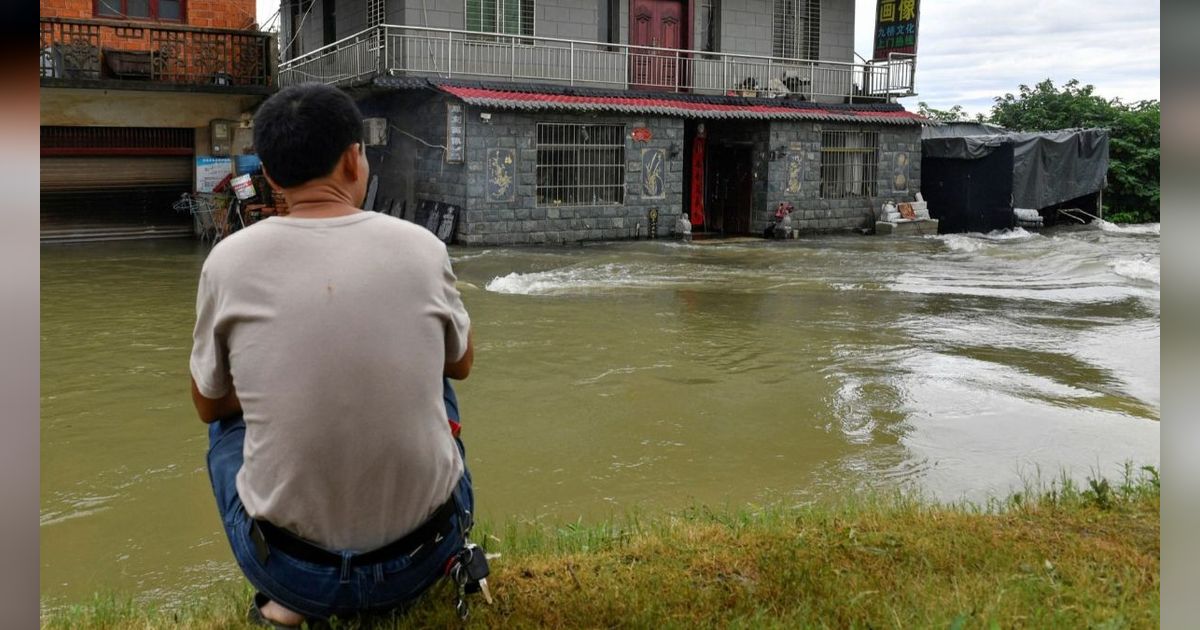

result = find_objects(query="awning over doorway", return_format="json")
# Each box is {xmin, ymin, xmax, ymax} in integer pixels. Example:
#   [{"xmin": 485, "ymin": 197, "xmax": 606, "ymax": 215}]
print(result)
[{"xmin": 433, "ymin": 83, "xmax": 926, "ymax": 125}]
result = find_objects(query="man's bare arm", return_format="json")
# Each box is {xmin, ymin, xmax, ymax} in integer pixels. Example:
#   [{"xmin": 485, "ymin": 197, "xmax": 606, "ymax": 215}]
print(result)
[
  {"xmin": 191, "ymin": 378, "xmax": 242, "ymax": 423},
  {"xmin": 444, "ymin": 330, "xmax": 474, "ymax": 380}
]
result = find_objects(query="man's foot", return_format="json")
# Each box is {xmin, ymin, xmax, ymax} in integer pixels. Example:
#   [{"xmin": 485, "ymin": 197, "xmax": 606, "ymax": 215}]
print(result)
[{"xmin": 249, "ymin": 593, "xmax": 306, "ymax": 628}]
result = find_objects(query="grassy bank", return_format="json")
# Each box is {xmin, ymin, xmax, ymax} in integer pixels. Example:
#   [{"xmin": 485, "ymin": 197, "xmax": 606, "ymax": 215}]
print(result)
[{"xmin": 45, "ymin": 468, "xmax": 1159, "ymax": 629}]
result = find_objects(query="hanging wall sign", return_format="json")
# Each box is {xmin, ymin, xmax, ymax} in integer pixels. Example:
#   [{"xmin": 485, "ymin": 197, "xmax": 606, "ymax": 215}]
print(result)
[
  {"xmin": 631, "ymin": 127, "xmax": 652, "ymax": 142},
  {"xmin": 872, "ymin": 0, "xmax": 920, "ymax": 60},
  {"xmin": 445, "ymin": 102, "xmax": 465, "ymax": 163}
]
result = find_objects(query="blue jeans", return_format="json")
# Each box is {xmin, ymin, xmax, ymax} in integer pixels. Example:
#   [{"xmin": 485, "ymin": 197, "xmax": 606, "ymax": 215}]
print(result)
[{"xmin": 206, "ymin": 378, "xmax": 473, "ymax": 620}]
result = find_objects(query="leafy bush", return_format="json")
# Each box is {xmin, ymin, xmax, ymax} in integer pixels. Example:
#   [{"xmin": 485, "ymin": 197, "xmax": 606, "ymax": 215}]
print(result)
[{"xmin": 986, "ymin": 80, "xmax": 1160, "ymax": 222}]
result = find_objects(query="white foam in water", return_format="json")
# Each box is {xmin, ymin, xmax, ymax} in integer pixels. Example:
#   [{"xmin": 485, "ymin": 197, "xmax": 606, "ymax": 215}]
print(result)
[
  {"xmin": 485, "ymin": 263, "xmax": 677, "ymax": 295},
  {"xmin": 928, "ymin": 227, "xmax": 1037, "ymax": 253},
  {"xmin": 1109, "ymin": 258, "xmax": 1160, "ymax": 285},
  {"xmin": 1096, "ymin": 219, "xmax": 1160, "ymax": 236},
  {"xmin": 980, "ymin": 227, "xmax": 1037, "ymax": 240},
  {"xmin": 930, "ymin": 234, "xmax": 986, "ymax": 253},
  {"xmin": 451, "ymin": 249, "xmax": 496, "ymax": 263}
]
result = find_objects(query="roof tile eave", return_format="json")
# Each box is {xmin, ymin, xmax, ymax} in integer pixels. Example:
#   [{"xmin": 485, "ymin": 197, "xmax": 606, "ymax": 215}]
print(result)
[{"xmin": 443, "ymin": 85, "xmax": 923, "ymax": 125}]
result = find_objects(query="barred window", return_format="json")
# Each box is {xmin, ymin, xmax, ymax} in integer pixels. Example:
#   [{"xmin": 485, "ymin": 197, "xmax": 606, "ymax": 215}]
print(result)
[
  {"xmin": 536, "ymin": 123, "xmax": 625, "ymax": 206},
  {"xmin": 466, "ymin": 0, "xmax": 534, "ymax": 36},
  {"xmin": 366, "ymin": 0, "xmax": 385, "ymax": 28},
  {"xmin": 820, "ymin": 130, "xmax": 879, "ymax": 199},
  {"xmin": 772, "ymin": 0, "xmax": 820, "ymax": 60}
]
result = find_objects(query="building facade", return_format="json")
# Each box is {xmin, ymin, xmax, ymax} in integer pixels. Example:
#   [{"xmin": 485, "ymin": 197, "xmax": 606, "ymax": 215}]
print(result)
[
  {"xmin": 39, "ymin": 0, "xmax": 276, "ymax": 242},
  {"xmin": 282, "ymin": 0, "xmax": 924, "ymax": 244}
]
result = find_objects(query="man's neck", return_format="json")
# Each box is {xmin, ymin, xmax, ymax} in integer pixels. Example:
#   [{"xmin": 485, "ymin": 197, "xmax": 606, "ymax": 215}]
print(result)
[{"xmin": 280, "ymin": 181, "xmax": 363, "ymax": 219}]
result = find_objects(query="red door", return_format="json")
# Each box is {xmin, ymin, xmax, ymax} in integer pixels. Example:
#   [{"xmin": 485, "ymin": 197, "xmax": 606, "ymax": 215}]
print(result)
[{"xmin": 630, "ymin": 0, "xmax": 683, "ymax": 90}]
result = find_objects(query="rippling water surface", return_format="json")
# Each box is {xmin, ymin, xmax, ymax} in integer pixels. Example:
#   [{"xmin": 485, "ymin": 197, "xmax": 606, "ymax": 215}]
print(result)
[{"xmin": 41, "ymin": 221, "xmax": 1159, "ymax": 610}]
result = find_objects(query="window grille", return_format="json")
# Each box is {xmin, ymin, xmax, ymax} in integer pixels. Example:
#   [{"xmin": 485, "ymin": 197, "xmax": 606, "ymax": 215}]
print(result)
[
  {"xmin": 820, "ymin": 130, "xmax": 879, "ymax": 199},
  {"xmin": 772, "ymin": 0, "xmax": 820, "ymax": 60},
  {"xmin": 536, "ymin": 123, "xmax": 625, "ymax": 207},
  {"xmin": 366, "ymin": 0, "xmax": 385, "ymax": 28},
  {"xmin": 466, "ymin": 0, "xmax": 534, "ymax": 36}
]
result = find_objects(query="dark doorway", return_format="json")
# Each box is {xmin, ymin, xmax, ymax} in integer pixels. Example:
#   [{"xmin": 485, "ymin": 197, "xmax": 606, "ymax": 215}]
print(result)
[{"xmin": 705, "ymin": 141, "xmax": 754, "ymax": 235}]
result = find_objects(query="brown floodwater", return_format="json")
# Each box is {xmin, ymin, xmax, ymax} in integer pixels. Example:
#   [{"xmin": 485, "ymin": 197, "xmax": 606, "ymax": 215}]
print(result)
[{"xmin": 40, "ymin": 222, "xmax": 1160, "ymax": 611}]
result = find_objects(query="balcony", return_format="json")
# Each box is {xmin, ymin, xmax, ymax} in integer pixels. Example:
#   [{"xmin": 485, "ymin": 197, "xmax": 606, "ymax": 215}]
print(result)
[
  {"xmin": 279, "ymin": 25, "xmax": 915, "ymax": 102},
  {"xmin": 39, "ymin": 17, "xmax": 274, "ymax": 92}
]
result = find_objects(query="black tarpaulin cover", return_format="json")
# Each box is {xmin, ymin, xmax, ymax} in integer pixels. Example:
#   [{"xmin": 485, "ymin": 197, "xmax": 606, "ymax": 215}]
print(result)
[{"xmin": 921, "ymin": 125, "xmax": 1109, "ymax": 210}]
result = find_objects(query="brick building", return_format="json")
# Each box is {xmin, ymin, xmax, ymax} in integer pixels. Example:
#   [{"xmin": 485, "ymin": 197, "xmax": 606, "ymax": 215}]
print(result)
[
  {"xmin": 39, "ymin": 0, "xmax": 276, "ymax": 242},
  {"xmin": 282, "ymin": 0, "xmax": 926, "ymax": 245}
]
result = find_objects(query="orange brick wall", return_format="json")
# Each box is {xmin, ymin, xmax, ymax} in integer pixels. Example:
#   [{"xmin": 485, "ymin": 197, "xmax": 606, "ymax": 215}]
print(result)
[{"xmin": 42, "ymin": 0, "xmax": 259, "ymax": 30}]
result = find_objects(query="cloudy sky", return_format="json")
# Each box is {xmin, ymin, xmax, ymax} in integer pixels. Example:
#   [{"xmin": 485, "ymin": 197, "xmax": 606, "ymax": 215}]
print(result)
[
  {"xmin": 856, "ymin": 0, "xmax": 1161, "ymax": 115},
  {"xmin": 257, "ymin": 0, "xmax": 1160, "ymax": 116}
]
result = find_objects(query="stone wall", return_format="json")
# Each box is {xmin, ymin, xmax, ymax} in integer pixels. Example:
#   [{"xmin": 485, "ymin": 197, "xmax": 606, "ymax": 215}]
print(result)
[
  {"xmin": 459, "ymin": 107, "xmax": 685, "ymax": 245},
  {"xmin": 358, "ymin": 91, "xmax": 686, "ymax": 245},
  {"xmin": 357, "ymin": 90, "xmax": 469, "ymax": 218},
  {"xmin": 764, "ymin": 120, "xmax": 923, "ymax": 233}
]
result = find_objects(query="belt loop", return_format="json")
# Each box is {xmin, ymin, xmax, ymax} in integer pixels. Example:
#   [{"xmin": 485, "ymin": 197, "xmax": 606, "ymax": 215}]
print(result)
[
  {"xmin": 339, "ymin": 551, "xmax": 353, "ymax": 584},
  {"xmin": 373, "ymin": 562, "xmax": 384, "ymax": 585}
]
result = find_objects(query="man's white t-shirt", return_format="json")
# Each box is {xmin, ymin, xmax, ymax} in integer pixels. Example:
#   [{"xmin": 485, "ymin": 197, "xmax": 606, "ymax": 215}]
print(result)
[{"xmin": 191, "ymin": 212, "xmax": 470, "ymax": 552}]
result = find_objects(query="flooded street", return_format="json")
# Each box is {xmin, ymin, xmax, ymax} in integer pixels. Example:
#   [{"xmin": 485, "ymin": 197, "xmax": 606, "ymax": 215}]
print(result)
[{"xmin": 40, "ymin": 222, "xmax": 1160, "ymax": 611}]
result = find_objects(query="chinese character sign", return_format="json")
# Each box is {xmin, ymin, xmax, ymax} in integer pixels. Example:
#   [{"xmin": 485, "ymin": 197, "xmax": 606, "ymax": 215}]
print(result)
[{"xmin": 872, "ymin": 0, "xmax": 920, "ymax": 60}]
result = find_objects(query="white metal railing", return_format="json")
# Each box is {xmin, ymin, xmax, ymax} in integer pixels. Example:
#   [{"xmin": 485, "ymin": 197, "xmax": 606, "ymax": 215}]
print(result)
[{"xmin": 279, "ymin": 25, "xmax": 916, "ymax": 101}]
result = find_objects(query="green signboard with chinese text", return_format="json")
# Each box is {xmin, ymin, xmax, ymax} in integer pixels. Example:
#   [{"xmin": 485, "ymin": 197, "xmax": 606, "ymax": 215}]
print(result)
[{"xmin": 872, "ymin": 0, "xmax": 920, "ymax": 60}]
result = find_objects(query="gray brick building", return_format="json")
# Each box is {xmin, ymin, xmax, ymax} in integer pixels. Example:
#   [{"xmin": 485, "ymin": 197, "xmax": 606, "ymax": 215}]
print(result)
[{"xmin": 279, "ymin": 0, "xmax": 925, "ymax": 244}]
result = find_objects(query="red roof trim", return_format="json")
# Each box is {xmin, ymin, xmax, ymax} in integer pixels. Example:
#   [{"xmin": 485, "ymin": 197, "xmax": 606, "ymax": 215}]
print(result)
[{"xmin": 437, "ymin": 85, "xmax": 926, "ymax": 123}]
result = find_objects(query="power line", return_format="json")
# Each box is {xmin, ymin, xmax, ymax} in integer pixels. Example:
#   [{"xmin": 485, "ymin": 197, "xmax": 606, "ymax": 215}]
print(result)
[{"xmin": 280, "ymin": 0, "xmax": 318, "ymax": 57}]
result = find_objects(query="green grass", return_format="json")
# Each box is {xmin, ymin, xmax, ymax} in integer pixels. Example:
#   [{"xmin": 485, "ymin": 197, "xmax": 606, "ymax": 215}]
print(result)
[{"xmin": 44, "ymin": 465, "xmax": 1160, "ymax": 629}]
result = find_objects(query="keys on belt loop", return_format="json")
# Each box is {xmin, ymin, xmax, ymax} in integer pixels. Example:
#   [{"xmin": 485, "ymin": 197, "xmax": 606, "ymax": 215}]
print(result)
[{"xmin": 448, "ymin": 541, "xmax": 492, "ymax": 620}]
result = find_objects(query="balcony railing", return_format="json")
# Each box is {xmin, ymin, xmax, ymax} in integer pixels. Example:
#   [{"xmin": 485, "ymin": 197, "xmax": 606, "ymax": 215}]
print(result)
[
  {"xmin": 279, "ymin": 25, "xmax": 915, "ymax": 102},
  {"xmin": 40, "ymin": 17, "xmax": 274, "ymax": 89}
]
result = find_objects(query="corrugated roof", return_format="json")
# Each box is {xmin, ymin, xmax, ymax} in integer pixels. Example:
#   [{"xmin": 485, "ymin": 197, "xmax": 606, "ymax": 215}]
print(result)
[{"xmin": 430, "ymin": 83, "xmax": 926, "ymax": 125}]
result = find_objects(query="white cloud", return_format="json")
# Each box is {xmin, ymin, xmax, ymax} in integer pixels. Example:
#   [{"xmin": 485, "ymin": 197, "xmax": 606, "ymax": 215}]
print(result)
[{"xmin": 856, "ymin": 0, "xmax": 1160, "ymax": 116}]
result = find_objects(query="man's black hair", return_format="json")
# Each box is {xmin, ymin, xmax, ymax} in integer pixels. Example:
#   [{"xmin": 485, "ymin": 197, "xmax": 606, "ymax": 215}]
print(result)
[{"xmin": 253, "ymin": 82, "xmax": 363, "ymax": 189}]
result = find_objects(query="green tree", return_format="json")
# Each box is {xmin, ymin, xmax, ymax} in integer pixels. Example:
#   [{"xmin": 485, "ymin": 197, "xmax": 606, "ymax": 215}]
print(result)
[
  {"xmin": 986, "ymin": 79, "xmax": 1159, "ymax": 222},
  {"xmin": 917, "ymin": 101, "xmax": 970, "ymax": 122}
]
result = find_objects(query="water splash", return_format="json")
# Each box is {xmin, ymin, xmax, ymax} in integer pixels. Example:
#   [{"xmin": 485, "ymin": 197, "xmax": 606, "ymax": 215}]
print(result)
[
  {"xmin": 485, "ymin": 263, "xmax": 700, "ymax": 295},
  {"xmin": 1109, "ymin": 258, "xmax": 1160, "ymax": 285},
  {"xmin": 927, "ymin": 227, "xmax": 1039, "ymax": 253},
  {"xmin": 1096, "ymin": 219, "xmax": 1160, "ymax": 236}
]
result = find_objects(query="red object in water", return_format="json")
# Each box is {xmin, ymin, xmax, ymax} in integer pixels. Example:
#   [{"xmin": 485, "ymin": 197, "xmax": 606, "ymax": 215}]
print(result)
[
  {"xmin": 689, "ymin": 129, "xmax": 706, "ymax": 226},
  {"xmin": 631, "ymin": 127, "xmax": 653, "ymax": 142}
]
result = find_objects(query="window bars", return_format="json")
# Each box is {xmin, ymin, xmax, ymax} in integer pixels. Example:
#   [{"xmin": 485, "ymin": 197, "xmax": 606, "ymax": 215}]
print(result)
[
  {"xmin": 772, "ymin": 0, "xmax": 820, "ymax": 60},
  {"xmin": 820, "ymin": 130, "xmax": 879, "ymax": 199},
  {"xmin": 366, "ymin": 0, "xmax": 386, "ymax": 28},
  {"xmin": 466, "ymin": 0, "xmax": 534, "ymax": 36},
  {"xmin": 536, "ymin": 123, "xmax": 625, "ymax": 207}
]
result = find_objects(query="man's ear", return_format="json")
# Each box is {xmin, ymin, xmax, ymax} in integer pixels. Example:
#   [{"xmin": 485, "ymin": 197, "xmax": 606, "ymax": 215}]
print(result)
[
  {"xmin": 340, "ymin": 143, "xmax": 364, "ymax": 181},
  {"xmin": 261, "ymin": 164, "xmax": 281, "ymax": 192}
]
